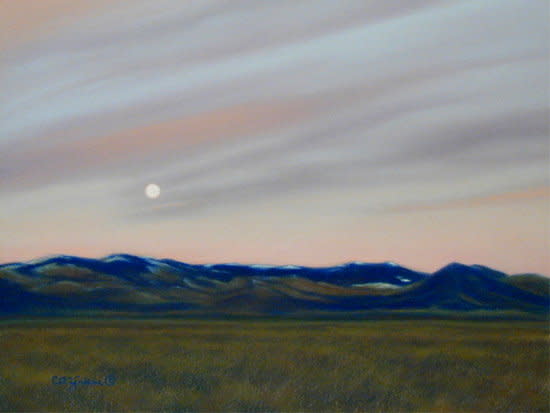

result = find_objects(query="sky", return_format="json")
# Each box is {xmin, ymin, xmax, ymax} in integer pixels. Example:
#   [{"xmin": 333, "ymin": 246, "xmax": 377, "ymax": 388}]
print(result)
[{"xmin": 1, "ymin": 0, "xmax": 549, "ymax": 275}]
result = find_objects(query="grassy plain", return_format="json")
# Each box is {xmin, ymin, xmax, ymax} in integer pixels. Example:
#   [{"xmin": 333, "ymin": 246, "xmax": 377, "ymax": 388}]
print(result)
[{"xmin": 0, "ymin": 319, "xmax": 548, "ymax": 412}]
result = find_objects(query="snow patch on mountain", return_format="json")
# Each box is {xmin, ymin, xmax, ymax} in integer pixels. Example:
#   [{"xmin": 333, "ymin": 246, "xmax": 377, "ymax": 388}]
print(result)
[{"xmin": 353, "ymin": 282, "xmax": 403, "ymax": 289}]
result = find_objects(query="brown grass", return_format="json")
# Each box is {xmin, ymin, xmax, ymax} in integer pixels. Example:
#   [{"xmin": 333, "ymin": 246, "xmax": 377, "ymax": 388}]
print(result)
[{"xmin": 0, "ymin": 319, "xmax": 548, "ymax": 412}]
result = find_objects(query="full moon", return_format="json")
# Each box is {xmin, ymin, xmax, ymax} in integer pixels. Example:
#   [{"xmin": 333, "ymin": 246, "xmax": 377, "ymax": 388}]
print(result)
[{"xmin": 145, "ymin": 183, "xmax": 161, "ymax": 199}]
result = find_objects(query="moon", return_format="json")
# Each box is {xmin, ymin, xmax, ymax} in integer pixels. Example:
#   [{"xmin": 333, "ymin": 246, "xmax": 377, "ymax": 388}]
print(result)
[{"xmin": 145, "ymin": 183, "xmax": 161, "ymax": 199}]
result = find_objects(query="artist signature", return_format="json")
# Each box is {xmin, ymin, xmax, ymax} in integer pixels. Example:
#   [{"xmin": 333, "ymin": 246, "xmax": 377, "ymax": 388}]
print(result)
[{"xmin": 51, "ymin": 375, "xmax": 116, "ymax": 390}]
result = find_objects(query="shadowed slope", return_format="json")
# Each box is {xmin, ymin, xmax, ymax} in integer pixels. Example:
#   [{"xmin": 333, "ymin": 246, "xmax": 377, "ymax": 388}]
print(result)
[{"xmin": 0, "ymin": 255, "xmax": 548, "ymax": 316}]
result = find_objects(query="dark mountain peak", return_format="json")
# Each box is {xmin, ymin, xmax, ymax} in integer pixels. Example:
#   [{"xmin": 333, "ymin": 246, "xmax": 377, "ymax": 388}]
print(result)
[
  {"xmin": 433, "ymin": 263, "xmax": 509, "ymax": 281},
  {"xmin": 102, "ymin": 253, "xmax": 140, "ymax": 260},
  {"xmin": 339, "ymin": 261, "xmax": 402, "ymax": 268},
  {"xmin": 0, "ymin": 254, "xmax": 548, "ymax": 316},
  {"xmin": 102, "ymin": 254, "xmax": 157, "ymax": 263},
  {"xmin": 0, "ymin": 254, "xmax": 97, "ymax": 269},
  {"xmin": 342, "ymin": 261, "xmax": 373, "ymax": 267},
  {"xmin": 26, "ymin": 254, "xmax": 92, "ymax": 267},
  {"xmin": 437, "ymin": 262, "xmax": 473, "ymax": 272}
]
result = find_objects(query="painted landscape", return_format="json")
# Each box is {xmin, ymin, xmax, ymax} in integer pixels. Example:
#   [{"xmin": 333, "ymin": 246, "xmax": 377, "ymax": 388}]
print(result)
[
  {"xmin": 0, "ymin": 255, "xmax": 548, "ymax": 317},
  {"xmin": 2, "ymin": 0, "xmax": 549, "ymax": 412},
  {"xmin": 1, "ymin": 256, "xmax": 549, "ymax": 411},
  {"xmin": 1, "ymin": 319, "xmax": 548, "ymax": 412}
]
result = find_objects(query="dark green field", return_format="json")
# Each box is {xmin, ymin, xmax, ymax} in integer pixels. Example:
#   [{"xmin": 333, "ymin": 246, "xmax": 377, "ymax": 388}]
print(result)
[{"xmin": 1, "ymin": 319, "xmax": 548, "ymax": 412}]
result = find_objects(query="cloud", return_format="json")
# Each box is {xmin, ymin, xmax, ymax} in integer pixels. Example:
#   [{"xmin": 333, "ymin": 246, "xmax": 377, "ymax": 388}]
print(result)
[
  {"xmin": 387, "ymin": 187, "xmax": 550, "ymax": 214},
  {"xmin": 0, "ymin": 0, "xmax": 548, "ymax": 272}
]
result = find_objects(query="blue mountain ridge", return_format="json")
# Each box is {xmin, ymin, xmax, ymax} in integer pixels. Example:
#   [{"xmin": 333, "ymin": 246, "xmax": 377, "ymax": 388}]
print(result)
[{"xmin": 0, "ymin": 255, "xmax": 548, "ymax": 316}]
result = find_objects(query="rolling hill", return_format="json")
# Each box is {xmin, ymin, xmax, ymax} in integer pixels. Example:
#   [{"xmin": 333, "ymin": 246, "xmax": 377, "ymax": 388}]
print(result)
[{"xmin": 0, "ymin": 255, "xmax": 548, "ymax": 317}]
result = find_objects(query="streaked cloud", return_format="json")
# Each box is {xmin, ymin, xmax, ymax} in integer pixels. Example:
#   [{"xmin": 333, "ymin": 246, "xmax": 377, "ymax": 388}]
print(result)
[
  {"xmin": 389, "ymin": 187, "xmax": 550, "ymax": 213},
  {"xmin": 1, "ymin": 0, "xmax": 548, "ymax": 274}
]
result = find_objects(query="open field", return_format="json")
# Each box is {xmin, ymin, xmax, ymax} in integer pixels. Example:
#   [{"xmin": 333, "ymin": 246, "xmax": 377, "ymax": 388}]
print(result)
[{"xmin": 0, "ymin": 319, "xmax": 548, "ymax": 412}]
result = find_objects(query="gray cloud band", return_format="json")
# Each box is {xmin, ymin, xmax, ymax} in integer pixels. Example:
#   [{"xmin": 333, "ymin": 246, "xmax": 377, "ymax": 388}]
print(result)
[{"xmin": 1, "ymin": 0, "xmax": 548, "ymax": 220}]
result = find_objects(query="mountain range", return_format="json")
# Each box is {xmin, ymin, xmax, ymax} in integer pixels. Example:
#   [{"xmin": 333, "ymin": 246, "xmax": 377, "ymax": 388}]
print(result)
[{"xmin": 0, "ymin": 254, "xmax": 548, "ymax": 317}]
